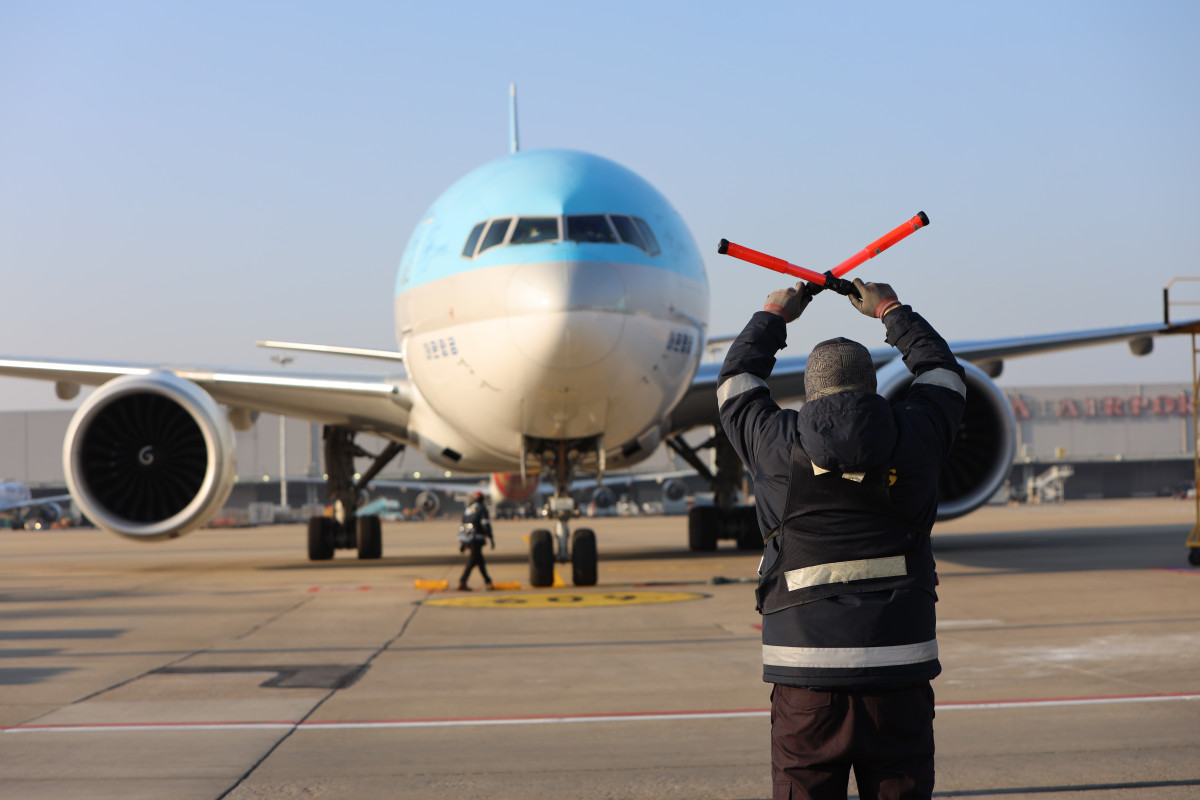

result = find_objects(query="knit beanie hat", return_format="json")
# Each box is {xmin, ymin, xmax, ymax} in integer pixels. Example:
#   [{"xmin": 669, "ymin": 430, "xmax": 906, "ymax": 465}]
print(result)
[{"xmin": 804, "ymin": 337, "xmax": 876, "ymax": 400}]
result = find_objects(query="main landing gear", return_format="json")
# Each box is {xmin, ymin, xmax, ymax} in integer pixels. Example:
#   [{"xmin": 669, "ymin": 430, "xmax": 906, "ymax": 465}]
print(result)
[
  {"xmin": 307, "ymin": 426, "xmax": 403, "ymax": 561},
  {"xmin": 667, "ymin": 428, "xmax": 764, "ymax": 552}
]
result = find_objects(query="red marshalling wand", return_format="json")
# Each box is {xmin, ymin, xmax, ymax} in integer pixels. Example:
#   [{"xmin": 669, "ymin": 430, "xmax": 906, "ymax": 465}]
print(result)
[{"xmin": 718, "ymin": 211, "xmax": 930, "ymax": 297}]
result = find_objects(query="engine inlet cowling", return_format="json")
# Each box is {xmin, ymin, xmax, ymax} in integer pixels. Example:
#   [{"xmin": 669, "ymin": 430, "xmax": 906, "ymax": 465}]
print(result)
[
  {"xmin": 63, "ymin": 372, "xmax": 237, "ymax": 541},
  {"xmin": 875, "ymin": 358, "xmax": 1017, "ymax": 521},
  {"xmin": 415, "ymin": 490, "xmax": 441, "ymax": 517}
]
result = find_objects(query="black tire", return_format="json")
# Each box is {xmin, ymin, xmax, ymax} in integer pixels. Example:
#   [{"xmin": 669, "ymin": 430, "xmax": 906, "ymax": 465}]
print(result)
[
  {"xmin": 571, "ymin": 528, "xmax": 597, "ymax": 587},
  {"xmin": 529, "ymin": 528, "xmax": 555, "ymax": 587},
  {"xmin": 357, "ymin": 515, "xmax": 383, "ymax": 560},
  {"xmin": 1189, "ymin": 548, "xmax": 1200, "ymax": 567},
  {"xmin": 307, "ymin": 516, "xmax": 336, "ymax": 561},
  {"xmin": 688, "ymin": 506, "xmax": 720, "ymax": 551},
  {"xmin": 735, "ymin": 506, "xmax": 764, "ymax": 551}
]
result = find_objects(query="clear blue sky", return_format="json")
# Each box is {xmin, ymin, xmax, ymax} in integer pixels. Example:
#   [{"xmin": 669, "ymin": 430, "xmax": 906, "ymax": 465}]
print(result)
[{"xmin": 2, "ymin": 1, "xmax": 1198, "ymax": 412}]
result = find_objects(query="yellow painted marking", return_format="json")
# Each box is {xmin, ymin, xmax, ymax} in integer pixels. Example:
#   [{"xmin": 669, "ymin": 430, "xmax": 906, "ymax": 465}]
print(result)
[
  {"xmin": 606, "ymin": 563, "xmax": 727, "ymax": 573},
  {"xmin": 423, "ymin": 590, "xmax": 706, "ymax": 609}
]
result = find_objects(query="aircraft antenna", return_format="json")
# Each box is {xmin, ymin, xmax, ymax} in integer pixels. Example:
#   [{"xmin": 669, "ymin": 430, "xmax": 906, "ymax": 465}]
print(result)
[{"xmin": 509, "ymin": 83, "xmax": 520, "ymax": 154}]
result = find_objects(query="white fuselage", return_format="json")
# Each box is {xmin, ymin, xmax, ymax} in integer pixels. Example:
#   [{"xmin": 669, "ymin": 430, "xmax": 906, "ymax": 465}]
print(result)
[{"xmin": 396, "ymin": 258, "xmax": 707, "ymax": 473}]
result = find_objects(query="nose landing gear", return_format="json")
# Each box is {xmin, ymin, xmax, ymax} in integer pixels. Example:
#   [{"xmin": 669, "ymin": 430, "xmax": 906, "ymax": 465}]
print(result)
[
  {"xmin": 527, "ymin": 439, "xmax": 599, "ymax": 587},
  {"xmin": 528, "ymin": 493, "xmax": 598, "ymax": 587}
]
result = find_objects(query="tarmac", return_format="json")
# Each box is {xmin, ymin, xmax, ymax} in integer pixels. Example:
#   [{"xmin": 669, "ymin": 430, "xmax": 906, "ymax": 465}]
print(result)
[{"xmin": 1, "ymin": 498, "xmax": 1198, "ymax": 799}]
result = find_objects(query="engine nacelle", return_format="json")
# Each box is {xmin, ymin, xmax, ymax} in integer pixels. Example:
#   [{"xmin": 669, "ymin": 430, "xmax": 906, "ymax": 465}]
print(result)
[
  {"xmin": 415, "ymin": 490, "xmax": 441, "ymax": 517},
  {"xmin": 35, "ymin": 502, "xmax": 63, "ymax": 525},
  {"xmin": 875, "ymin": 358, "xmax": 1016, "ymax": 521},
  {"xmin": 590, "ymin": 486, "xmax": 616, "ymax": 512},
  {"xmin": 661, "ymin": 479, "xmax": 687, "ymax": 504},
  {"xmin": 63, "ymin": 372, "xmax": 237, "ymax": 541}
]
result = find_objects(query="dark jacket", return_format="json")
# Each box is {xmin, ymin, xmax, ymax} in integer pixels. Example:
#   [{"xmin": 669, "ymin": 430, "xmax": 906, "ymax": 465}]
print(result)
[
  {"xmin": 717, "ymin": 306, "xmax": 966, "ymax": 689},
  {"xmin": 460, "ymin": 501, "xmax": 494, "ymax": 546}
]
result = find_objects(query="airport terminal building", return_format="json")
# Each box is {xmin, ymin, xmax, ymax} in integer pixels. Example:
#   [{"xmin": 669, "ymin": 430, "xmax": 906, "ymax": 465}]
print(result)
[
  {"xmin": 1, "ymin": 382, "xmax": 1195, "ymax": 511},
  {"xmin": 1002, "ymin": 383, "xmax": 1195, "ymax": 500}
]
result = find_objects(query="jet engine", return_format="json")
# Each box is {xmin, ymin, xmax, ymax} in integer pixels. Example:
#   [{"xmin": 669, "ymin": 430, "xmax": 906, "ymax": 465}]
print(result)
[
  {"xmin": 875, "ymin": 359, "xmax": 1017, "ymax": 521},
  {"xmin": 661, "ymin": 479, "xmax": 686, "ymax": 504},
  {"xmin": 63, "ymin": 372, "xmax": 237, "ymax": 541},
  {"xmin": 589, "ymin": 485, "xmax": 616, "ymax": 515},
  {"xmin": 34, "ymin": 503, "xmax": 63, "ymax": 525},
  {"xmin": 415, "ymin": 490, "xmax": 441, "ymax": 517}
]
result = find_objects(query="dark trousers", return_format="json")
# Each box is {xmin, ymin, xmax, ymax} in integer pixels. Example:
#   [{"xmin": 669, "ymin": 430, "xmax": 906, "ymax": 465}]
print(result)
[
  {"xmin": 771, "ymin": 682, "xmax": 935, "ymax": 800},
  {"xmin": 459, "ymin": 542, "xmax": 491, "ymax": 585}
]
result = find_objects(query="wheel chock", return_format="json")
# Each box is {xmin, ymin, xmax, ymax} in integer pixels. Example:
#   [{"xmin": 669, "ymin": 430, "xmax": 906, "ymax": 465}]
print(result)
[
  {"xmin": 414, "ymin": 579, "xmax": 449, "ymax": 591},
  {"xmin": 491, "ymin": 580, "xmax": 521, "ymax": 591}
]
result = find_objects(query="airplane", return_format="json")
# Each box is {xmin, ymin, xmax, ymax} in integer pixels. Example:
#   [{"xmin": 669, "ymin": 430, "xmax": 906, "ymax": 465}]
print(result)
[
  {"xmin": 382, "ymin": 468, "xmax": 692, "ymax": 520},
  {"xmin": 364, "ymin": 471, "xmax": 545, "ymax": 519},
  {"xmin": 0, "ymin": 480, "xmax": 71, "ymax": 530},
  {"xmin": 1, "ymin": 96, "xmax": 1195, "ymax": 582}
]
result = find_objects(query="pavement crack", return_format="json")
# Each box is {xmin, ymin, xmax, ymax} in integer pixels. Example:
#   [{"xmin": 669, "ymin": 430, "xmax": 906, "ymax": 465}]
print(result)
[
  {"xmin": 215, "ymin": 600, "xmax": 425, "ymax": 799},
  {"xmin": 231, "ymin": 596, "xmax": 314, "ymax": 641}
]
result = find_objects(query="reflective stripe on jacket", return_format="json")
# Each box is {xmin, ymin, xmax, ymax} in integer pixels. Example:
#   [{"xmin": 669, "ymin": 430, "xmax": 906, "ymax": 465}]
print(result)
[{"xmin": 717, "ymin": 306, "xmax": 965, "ymax": 690}]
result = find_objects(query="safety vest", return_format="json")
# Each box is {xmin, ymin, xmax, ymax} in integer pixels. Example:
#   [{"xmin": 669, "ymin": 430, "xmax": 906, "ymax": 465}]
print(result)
[
  {"xmin": 756, "ymin": 445, "xmax": 940, "ymax": 689},
  {"xmin": 459, "ymin": 503, "xmax": 491, "ymax": 545}
]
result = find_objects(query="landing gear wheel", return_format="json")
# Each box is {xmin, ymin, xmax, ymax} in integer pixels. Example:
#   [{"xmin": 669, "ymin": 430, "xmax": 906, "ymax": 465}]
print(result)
[
  {"xmin": 571, "ymin": 528, "xmax": 597, "ymax": 586},
  {"xmin": 307, "ymin": 516, "xmax": 336, "ymax": 561},
  {"xmin": 688, "ymin": 506, "xmax": 719, "ymax": 551},
  {"xmin": 357, "ymin": 515, "xmax": 382, "ymax": 560},
  {"xmin": 530, "ymin": 528, "xmax": 555, "ymax": 587},
  {"xmin": 1189, "ymin": 548, "xmax": 1200, "ymax": 567}
]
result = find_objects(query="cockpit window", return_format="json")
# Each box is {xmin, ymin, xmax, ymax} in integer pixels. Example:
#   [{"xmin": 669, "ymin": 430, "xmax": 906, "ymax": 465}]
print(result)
[
  {"xmin": 634, "ymin": 217, "xmax": 661, "ymax": 256},
  {"xmin": 462, "ymin": 222, "xmax": 485, "ymax": 257},
  {"xmin": 478, "ymin": 217, "xmax": 512, "ymax": 254},
  {"xmin": 511, "ymin": 216, "xmax": 559, "ymax": 244},
  {"xmin": 566, "ymin": 215, "xmax": 616, "ymax": 244},
  {"xmin": 610, "ymin": 215, "xmax": 646, "ymax": 252},
  {"xmin": 461, "ymin": 214, "xmax": 660, "ymax": 258}
]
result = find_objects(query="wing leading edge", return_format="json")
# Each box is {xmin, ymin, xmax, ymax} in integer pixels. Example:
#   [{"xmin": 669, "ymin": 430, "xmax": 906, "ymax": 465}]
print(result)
[
  {"xmin": 672, "ymin": 317, "xmax": 1199, "ymax": 435},
  {"xmin": 0, "ymin": 357, "xmax": 413, "ymax": 438}
]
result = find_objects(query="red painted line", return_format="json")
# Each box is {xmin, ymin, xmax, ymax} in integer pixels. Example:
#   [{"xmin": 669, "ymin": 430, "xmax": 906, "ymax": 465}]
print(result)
[{"xmin": 4, "ymin": 693, "xmax": 1198, "ymax": 734}]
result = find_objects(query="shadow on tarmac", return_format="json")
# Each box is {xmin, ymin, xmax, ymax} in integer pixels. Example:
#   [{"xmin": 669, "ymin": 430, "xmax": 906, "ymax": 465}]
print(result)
[
  {"xmin": 933, "ymin": 524, "xmax": 1193, "ymax": 574},
  {"xmin": 258, "ymin": 544, "xmax": 757, "ymax": 571},
  {"xmin": 926, "ymin": 778, "xmax": 1200, "ymax": 797}
]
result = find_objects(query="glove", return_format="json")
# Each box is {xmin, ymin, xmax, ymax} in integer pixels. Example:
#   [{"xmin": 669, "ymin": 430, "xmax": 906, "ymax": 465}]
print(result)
[
  {"xmin": 849, "ymin": 278, "xmax": 901, "ymax": 318},
  {"xmin": 764, "ymin": 280, "xmax": 824, "ymax": 322},
  {"xmin": 460, "ymin": 543, "xmax": 467, "ymax": 553}
]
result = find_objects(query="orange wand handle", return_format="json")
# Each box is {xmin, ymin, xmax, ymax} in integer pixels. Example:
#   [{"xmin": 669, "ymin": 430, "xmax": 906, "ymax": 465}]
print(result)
[
  {"xmin": 716, "ymin": 239, "xmax": 831, "ymax": 285},
  {"xmin": 718, "ymin": 211, "xmax": 930, "ymax": 297},
  {"xmin": 828, "ymin": 211, "xmax": 930, "ymax": 278}
]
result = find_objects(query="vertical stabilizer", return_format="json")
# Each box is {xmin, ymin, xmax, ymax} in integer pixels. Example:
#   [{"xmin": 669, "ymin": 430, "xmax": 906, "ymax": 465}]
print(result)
[{"xmin": 509, "ymin": 83, "xmax": 520, "ymax": 154}]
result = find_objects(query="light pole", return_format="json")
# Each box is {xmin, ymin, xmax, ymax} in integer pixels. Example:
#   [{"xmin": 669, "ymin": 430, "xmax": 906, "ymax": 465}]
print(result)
[{"xmin": 271, "ymin": 355, "xmax": 293, "ymax": 508}]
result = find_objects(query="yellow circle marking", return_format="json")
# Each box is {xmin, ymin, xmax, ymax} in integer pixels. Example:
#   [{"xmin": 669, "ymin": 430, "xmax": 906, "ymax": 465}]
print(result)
[{"xmin": 424, "ymin": 590, "xmax": 706, "ymax": 609}]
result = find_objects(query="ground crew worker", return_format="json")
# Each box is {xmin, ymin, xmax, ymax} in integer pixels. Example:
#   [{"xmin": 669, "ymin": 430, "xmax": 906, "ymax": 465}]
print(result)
[
  {"xmin": 717, "ymin": 277, "xmax": 966, "ymax": 800},
  {"xmin": 457, "ymin": 490, "xmax": 495, "ymax": 591}
]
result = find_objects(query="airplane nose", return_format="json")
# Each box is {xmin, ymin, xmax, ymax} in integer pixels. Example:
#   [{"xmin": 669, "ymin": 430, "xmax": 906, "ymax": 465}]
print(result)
[{"xmin": 506, "ymin": 261, "xmax": 626, "ymax": 369}]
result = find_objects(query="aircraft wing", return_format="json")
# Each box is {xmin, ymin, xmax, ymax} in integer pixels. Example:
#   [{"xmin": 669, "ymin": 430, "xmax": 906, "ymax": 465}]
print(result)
[
  {"xmin": 942, "ymin": 320, "xmax": 1199, "ymax": 364},
  {"xmin": 0, "ymin": 494, "xmax": 72, "ymax": 513},
  {"xmin": 669, "ymin": 318, "xmax": 1199, "ymax": 437},
  {"xmin": 0, "ymin": 357, "xmax": 414, "ymax": 438}
]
